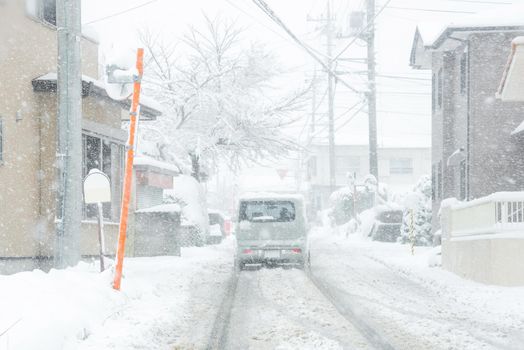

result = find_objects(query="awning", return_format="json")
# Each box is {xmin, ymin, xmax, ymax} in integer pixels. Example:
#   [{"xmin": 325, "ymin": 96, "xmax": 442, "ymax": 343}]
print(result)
[{"xmin": 31, "ymin": 72, "xmax": 162, "ymax": 120}]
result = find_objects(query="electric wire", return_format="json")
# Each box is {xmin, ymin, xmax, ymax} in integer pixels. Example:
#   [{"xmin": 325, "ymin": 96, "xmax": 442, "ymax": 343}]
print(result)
[{"xmin": 84, "ymin": 0, "xmax": 161, "ymax": 25}]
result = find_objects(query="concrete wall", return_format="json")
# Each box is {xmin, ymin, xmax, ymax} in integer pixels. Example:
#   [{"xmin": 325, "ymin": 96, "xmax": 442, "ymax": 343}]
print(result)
[{"xmin": 443, "ymin": 237, "xmax": 524, "ymax": 286}]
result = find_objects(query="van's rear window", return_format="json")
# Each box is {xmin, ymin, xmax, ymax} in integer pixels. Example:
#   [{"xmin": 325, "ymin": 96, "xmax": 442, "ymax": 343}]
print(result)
[{"xmin": 239, "ymin": 201, "xmax": 295, "ymax": 222}]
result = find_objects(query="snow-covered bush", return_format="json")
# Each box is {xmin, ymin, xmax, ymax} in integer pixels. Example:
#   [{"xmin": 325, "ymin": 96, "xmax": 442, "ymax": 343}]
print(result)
[
  {"xmin": 328, "ymin": 187, "xmax": 354, "ymax": 225},
  {"xmin": 400, "ymin": 175, "xmax": 432, "ymax": 246}
]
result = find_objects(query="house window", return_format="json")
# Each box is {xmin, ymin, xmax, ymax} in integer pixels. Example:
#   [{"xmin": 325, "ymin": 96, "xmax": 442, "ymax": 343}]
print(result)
[
  {"xmin": 82, "ymin": 134, "xmax": 124, "ymax": 221},
  {"xmin": 460, "ymin": 53, "xmax": 467, "ymax": 95},
  {"xmin": 390, "ymin": 158, "xmax": 413, "ymax": 174},
  {"xmin": 437, "ymin": 68, "xmax": 443, "ymax": 109},
  {"xmin": 40, "ymin": 0, "xmax": 56, "ymax": 26}
]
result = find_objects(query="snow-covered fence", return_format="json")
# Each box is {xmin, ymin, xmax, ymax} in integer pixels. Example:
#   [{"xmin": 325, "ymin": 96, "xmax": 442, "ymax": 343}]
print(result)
[{"xmin": 446, "ymin": 192, "xmax": 524, "ymax": 237}]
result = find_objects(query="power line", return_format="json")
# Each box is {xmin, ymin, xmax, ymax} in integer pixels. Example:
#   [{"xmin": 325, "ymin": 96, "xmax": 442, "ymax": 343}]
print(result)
[
  {"xmin": 250, "ymin": 0, "xmax": 363, "ymax": 95},
  {"xmin": 446, "ymin": 0, "xmax": 511, "ymax": 4},
  {"xmin": 333, "ymin": 0, "xmax": 393, "ymax": 61},
  {"xmin": 386, "ymin": 6, "xmax": 475, "ymax": 14},
  {"xmin": 224, "ymin": 0, "xmax": 307, "ymax": 49},
  {"xmin": 83, "ymin": 0, "xmax": 161, "ymax": 25}
]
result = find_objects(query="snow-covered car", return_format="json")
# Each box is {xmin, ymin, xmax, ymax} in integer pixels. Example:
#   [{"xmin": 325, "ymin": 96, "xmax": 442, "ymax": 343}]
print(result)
[
  {"xmin": 369, "ymin": 207, "xmax": 403, "ymax": 242},
  {"xmin": 208, "ymin": 209, "xmax": 226, "ymax": 244},
  {"xmin": 235, "ymin": 193, "xmax": 309, "ymax": 270}
]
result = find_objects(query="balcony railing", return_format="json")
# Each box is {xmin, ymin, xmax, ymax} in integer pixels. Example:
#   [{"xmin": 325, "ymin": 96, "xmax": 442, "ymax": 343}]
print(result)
[{"xmin": 443, "ymin": 192, "xmax": 524, "ymax": 238}]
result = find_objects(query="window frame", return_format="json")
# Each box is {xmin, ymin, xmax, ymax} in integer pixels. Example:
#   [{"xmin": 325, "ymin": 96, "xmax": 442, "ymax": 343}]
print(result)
[
  {"xmin": 389, "ymin": 158, "xmax": 413, "ymax": 175},
  {"xmin": 41, "ymin": 0, "xmax": 56, "ymax": 26}
]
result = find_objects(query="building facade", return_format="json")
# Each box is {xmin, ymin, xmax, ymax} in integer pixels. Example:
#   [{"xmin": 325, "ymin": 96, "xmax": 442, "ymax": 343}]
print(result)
[
  {"xmin": 411, "ymin": 22, "xmax": 524, "ymax": 233},
  {"xmin": 0, "ymin": 0, "xmax": 160, "ymax": 273},
  {"xmin": 306, "ymin": 144, "xmax": 431, "ymax": 211}
]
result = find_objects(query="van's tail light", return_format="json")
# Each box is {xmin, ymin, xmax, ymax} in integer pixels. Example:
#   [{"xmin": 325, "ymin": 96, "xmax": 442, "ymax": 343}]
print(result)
[
  {"xmin": 291, "ymin": 248, "xmax": 302, "ymax": 254},
  {"xmin": 243, "ymin": 248, "xmax": 253, "ymax": 254}
]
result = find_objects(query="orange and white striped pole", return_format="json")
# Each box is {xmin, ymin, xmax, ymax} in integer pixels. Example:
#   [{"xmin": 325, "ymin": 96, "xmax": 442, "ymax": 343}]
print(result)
[{"xmin": 113, "ymin": 48, "xmax": 144, "ymax": 290}]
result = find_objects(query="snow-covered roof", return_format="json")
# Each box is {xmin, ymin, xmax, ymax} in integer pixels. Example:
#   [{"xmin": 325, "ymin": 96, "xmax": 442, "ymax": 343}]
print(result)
[
  {"xmin": 424, "ymin": 4, "xmax": 524, "ymax": 48},
  {"xmin": 411, "ymin": 4, "xmax": 524, "ymax": 69},
  {"xmin": 32, "ymin": 72, "xmax": 162, "ymax": 120},
  {"xmin": 135, "ymin": 203, "xmax": 181, "ymax": 213},
  {"xmin": 134, "ymin": 155, "xmax": 180, "ymax": 175}
]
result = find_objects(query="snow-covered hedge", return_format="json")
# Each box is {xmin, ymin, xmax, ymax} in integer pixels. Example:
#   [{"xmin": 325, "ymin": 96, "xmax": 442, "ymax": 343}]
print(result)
[{"xmin": 400, "ymin": 175, "xmax": 433, "ymax": 246}]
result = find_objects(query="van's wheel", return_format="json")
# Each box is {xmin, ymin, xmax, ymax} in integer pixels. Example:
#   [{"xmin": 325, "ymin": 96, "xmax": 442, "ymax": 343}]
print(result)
[{"xmin": 234, "ymin": 259, "xmax": 244, "ymax": 272}]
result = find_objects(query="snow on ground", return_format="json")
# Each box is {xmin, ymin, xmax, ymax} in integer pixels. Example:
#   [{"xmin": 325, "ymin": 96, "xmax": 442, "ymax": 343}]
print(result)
[
  {"xmin": 223, "ymin": 268, "xmax": 370, "ymax": 349},
  {"xmin": 309, "ymin": 228, "xmax": 524, "ymax": 349},
  {"xmin": 0, "ymin": 238, "xmax": 235, "ymax": 350}
]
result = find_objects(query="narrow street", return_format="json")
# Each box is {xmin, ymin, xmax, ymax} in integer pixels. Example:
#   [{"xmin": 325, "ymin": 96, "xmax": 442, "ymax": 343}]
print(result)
[{"xmin": 205, "ymin": 232, "xmax": 523, "ymax": 350}]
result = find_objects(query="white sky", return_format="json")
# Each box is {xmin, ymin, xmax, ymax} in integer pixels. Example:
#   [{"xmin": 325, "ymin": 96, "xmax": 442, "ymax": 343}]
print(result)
[{"xmin": 81, "ymin": 0, "xmax": 519, "ymax": 186}]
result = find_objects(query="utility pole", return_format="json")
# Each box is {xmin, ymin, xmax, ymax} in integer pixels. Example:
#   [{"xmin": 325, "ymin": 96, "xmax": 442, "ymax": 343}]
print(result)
[
  {"xmin": 367, "ymin": 0, "xmax": 378, "ymax": 179},
  {"xmin": 308, "ymin": 1, "xmax": 336, "ymax": 192},
  {"xmin": 310, "ymin": 66, "xmax": 317, "ymax": 138},
  {"xmin": 326, "ymin": 0, "xmax": 336, "ymax": 192},
  {"xmin": 56, "ymin": 0, "xmax": 82, "ymax": 268}
]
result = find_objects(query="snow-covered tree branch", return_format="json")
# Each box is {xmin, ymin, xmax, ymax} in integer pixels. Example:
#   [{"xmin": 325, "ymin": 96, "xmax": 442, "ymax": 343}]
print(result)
[{"xmin": 139, "ymin": 15, "xmax": 310, "ymax": 181}]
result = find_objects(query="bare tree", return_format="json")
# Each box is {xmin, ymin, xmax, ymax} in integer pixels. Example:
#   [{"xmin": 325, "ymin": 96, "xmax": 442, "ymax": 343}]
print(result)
[{"xmin": 139, "ymin": 15, "xmax": 309, "ymax": 181}]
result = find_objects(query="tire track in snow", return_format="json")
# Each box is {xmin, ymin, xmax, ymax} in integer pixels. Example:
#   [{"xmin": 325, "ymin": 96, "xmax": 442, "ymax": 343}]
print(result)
[
  {"xmin": 306, "ymin": 267, "xmax": 396, "ymax": 350},
  {"xmin": 206, "ymin": 268, "xmax": 239, "ymax": 350}
]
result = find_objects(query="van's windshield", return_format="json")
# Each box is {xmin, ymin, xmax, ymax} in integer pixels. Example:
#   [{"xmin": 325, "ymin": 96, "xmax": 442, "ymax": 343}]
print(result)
[{"xmin": 239, "ymin": 200, "xmax": 296, "ymax": 222}]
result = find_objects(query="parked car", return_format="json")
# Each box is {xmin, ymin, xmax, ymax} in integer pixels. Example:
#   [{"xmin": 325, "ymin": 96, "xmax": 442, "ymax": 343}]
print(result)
[
  {"xmin": 368, "ymin": 206, "xmax": 403, "ymax": 242},
  {"xmin": 208, "ymin": 209, "xmax": 227, "ymax": 244},
  {"xmin": 235, "ymin": 193, "xmax": 309, "ymax": 270}
]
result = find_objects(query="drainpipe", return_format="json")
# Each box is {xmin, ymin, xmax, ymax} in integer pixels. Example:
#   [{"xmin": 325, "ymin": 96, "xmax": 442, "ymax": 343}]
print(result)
[{"xmin": 466, "ymin": 39, "xmax": 471, "ymax": 201}]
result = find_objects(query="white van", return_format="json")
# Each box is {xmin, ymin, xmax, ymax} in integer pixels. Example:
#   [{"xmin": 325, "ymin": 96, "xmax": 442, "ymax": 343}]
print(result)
[{"xmin": 235, "ymin": 193, "xmax": 309, "ymax": 269}]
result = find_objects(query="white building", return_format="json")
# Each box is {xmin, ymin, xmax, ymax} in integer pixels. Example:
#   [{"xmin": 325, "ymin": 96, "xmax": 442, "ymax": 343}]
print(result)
[{"xmin": 306, "ymin": 143, "xmax": 431, "ymax": 210}]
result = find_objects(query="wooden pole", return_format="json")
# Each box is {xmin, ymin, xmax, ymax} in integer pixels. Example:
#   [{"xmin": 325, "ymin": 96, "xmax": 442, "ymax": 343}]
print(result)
[{"xmin": 113, "ymin": 48, "xmax": 144, "ymax": 291}]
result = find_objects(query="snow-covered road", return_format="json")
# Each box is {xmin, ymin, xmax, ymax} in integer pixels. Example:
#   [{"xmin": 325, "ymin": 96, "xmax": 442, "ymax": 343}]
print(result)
[
  {"xmin": 307, "ymin": 232, "xmax": 524, "ymax": 350},
  {"xmin": 2, "ymin": 231, "xmax": 523, "ymax": 350},
  {"xmin": 220, "ymin": 268, "xmax": 370, "ymax": 349}
]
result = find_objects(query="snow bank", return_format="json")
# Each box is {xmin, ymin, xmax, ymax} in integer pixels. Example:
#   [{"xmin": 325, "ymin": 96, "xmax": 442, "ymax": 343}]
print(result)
[
  {"xmin": 0, "ymin": 241, "xmax": 235, "ymax": 350},
  {"xmin": 0, "ymin": 264, "xmax": 119, "ymax": 350},
  {"xmin": 170, "ymin": 175, "xmax": 209, "ymax": 233}
]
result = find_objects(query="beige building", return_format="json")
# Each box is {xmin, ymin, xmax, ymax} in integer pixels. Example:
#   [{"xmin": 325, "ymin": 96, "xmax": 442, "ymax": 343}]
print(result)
[{"xmin": 0, "ymin": 0, "xmax": 161, "ymax": 273}]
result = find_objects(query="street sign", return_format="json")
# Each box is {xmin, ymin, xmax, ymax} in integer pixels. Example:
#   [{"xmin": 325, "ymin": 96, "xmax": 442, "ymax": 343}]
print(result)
[{"xmin": 83, "ymin": 169, "xmax": 111, "ymax": 204}]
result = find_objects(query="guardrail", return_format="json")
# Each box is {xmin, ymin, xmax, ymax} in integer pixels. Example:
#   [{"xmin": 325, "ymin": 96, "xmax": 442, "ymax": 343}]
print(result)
[{"xmin": 443, "ymin": 192, "xmax": 524, "ymax": 238}]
